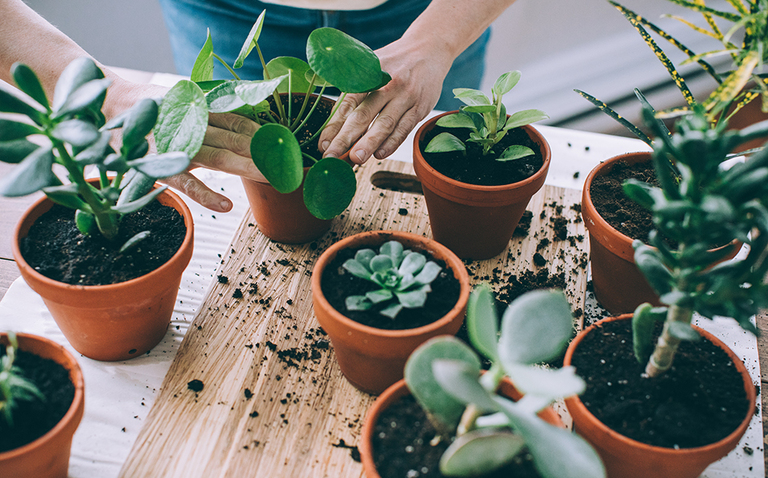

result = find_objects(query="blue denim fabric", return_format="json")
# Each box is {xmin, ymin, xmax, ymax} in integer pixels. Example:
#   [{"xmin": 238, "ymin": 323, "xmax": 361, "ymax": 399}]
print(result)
[{"xmin": 156, "ymin": 0, "xmax": 489, "ymax": 110}]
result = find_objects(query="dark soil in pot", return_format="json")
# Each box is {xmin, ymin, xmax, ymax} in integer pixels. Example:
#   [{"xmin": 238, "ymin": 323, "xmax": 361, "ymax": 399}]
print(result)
[
  {"xmin": 21, "ymin": 201, "xmax": 186, "ymax": 286},
  {"xmin": 320, "ymin": 247, "xmax": 461, "ymax": 330},
  {"xmin": 570, "ymin": 318, "xmax": 750, "ymax": 448},
  {"xmin": 263, "ymin": 94, "xmax": 333, "ymax": 166},
  {"xmin": 372, "ymin": 394, "xmax": 542, "ymax": 478},
  {"xmin": 419, "ymin": 125, "xmax": 544, "ymax": 186},
  {"xmin": 0, "ymin": 349, "xmax": 75, "ymax": 453}
]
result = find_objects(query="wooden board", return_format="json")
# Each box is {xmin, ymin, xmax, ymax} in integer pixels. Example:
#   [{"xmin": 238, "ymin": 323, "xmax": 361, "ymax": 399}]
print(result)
[{"xmin": 120, "ymin": 159, "xmax": 589, "ymax": 478}]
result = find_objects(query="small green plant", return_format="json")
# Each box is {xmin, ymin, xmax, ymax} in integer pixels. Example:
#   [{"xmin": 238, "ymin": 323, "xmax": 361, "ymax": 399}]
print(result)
[
  {"xmin": 0, "ymin": 333, "xmax": 44, "ymax": 426},
  {"xmin": 403, "ymin": 285, "xmax": 605, "ymax": 478},
  {"xmin": 342, "ymin": 240, "xmax": 442, "ymax": 318},
  {"xmin": 626, "ymin": 105, "xmax": 768, "ymax": 377},
  {"xmin": 154, "ymin": 10, "xmax": 391, "ymax": 220},
  {"xmin": 424, "ymin": 70, "xmax": 548, "ymax": 160},
  {"xmin": 0, "ymin": 57, "xmax": 190, "ymax": 248}
]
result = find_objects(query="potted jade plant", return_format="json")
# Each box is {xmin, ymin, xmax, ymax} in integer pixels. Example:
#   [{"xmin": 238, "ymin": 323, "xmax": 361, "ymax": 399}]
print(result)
[
  {"xmin": 1, "ymin": 57, "xmax": 195, "ymax": 361},
  {"xmin": 155, "ymin": 10, "xmax": 390, "ymax": 243},
  {"xmin": 360, "ymin": 285, "xmax": 605, "ymax": 478},
  {"xmin": 412, "ymin": 70, "xmax": 550, "ymax": 260},
  {"xmin": 564, "ymin": 106, "xmax": 768, "ymax": 478},
  {"xmin": 311, "ymin": 231, "xmax": 470, "ymax": 394},
  {"xmin": 0, "ymin": 332, "xmax": 85, "ymax": 478}
]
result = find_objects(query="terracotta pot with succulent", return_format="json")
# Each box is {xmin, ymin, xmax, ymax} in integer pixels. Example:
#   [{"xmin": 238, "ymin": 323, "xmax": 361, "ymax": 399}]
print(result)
[
  {"xmin": 155, "ymin": 10, "xmax": 390, "ymax": 243},
  {"xmin": 1, "ymin": 58, "xmax": 194, "ymax": 361},
  {"xmin": 0, "ymin": 332, "xmax": 85, "ymax": 478},
  {"xmin": 412, "ymin": 71, "xmax": 551, "ymax": 260},
  {"xmin": 564, "ymin": 105, "xmax": 768, "ymax": 478},
  {"xmin": 311, "ymin": 231, "xmax": 470, "ymax": 394},
  {"xmin": 361, "ymin": 285, "xmax": 606, "ymax": 478}
]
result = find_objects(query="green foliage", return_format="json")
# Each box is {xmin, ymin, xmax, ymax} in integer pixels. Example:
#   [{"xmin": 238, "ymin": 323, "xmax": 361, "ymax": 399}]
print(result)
[
  {"xmin": 424, "ymin": 71, "xmax": 548, "ymax": 158},
  {"xmin": 404, "ymin": 285, "xmax": 605, "ymax": 478},
  {"xmin": 0, "ymin": 333, "xmax": 45, "ymax": 426},
  {"xmin": 342, "ymin": 240, "xmax": 442, "ymax": 318},
  {"xmin": 0, "ymin": 58, "xmax": 190, "ymax": 246},
  {"xmin": 154, "ymin": 10, "xmax": 391, "ymax": 220}
]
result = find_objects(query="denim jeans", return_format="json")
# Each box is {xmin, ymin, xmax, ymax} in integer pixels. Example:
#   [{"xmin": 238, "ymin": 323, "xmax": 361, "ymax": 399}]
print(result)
[{"xmin": 156, "ymin": 0, "xmax": 490, "ymax": 110}]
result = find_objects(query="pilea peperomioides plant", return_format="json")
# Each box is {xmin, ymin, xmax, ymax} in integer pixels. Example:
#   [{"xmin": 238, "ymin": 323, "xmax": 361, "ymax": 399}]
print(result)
[
  {"xmin": 0, "ymin": 57, "xmax": 190, "ymax": 248},
  {"xmin": 403, "ymin": 285, "xmax": 605, "ymax": 478},
  {"xmin": 154, "ymin": 10, "xmax": 391, "ymax": 220},
  {"xmin": 425, "ymin": 70, "xmax": 548, "ymax": 160},
  {"xmin": 342, "ymin": 240, "xmax": 442, "ymax": 318},
  {"xmin": 0, "ymin": 333, "xmax": 43, "ymax": 426}
]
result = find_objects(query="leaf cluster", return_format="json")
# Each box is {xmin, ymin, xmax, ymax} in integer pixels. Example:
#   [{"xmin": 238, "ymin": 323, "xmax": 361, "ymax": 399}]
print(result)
[
  {"xmin": 342, "ymin": 240, "xmax": 442, "ymax": 318},
  {"xmin": 403, "ymin": 285, "xmax": 605, "ymax": 478},
  {"xmin": 425, "ymin": 71, "xmax": 548, "ymax": 159},
  {"xmin": 0, "ymin": 58, "xmax": 190, "ymax": 245},
  {"xmin": 0, "ymin": 333, "xmax": 44, "ymax": 426}
]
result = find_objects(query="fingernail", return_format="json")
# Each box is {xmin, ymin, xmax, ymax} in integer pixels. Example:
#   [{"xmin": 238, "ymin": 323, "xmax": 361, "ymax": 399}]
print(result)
[
  {"xmin": 220, "ymin": 199, "xmax": 232, "ymax": 211},
  {"xmin": 355, "ymin": 149, "xmax": 367, "ymax": 162},
  {"xmin": 321, "ymin": 141, "xmax": 330, "ymax": 152},
  {"xmin": 376, "ymin": 149, "xmax": 387, "ymax": 158}
]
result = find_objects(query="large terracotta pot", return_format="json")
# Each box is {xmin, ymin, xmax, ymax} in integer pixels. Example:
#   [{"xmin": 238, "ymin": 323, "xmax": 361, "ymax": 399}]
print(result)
[
  {"xmin": 311, "ymin": 230, "xmax": 470, "ymax": 394},
  {"xmin": 412, "ymin": 112, "xmax": 551, "ymax": 260},
  {"xmin": 0, "ymin": 333, "xmax": 85, "ymax": 478},
  {"xmin": 563, "ymin": 315, "xmax": 756, "ymax": 478},
  {"xmin": 12, "ymin": 185, "xmax": 194, "ymax": 361},
  {"xmin": 360, "ymin": 377, "xmax": 565, "ymax": 478}
]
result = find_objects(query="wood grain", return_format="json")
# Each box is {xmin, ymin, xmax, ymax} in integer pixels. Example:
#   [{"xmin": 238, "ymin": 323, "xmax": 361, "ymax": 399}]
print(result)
[{"xmin": 118, "ymin": 158, "xmax": 589, "ymax": 478}]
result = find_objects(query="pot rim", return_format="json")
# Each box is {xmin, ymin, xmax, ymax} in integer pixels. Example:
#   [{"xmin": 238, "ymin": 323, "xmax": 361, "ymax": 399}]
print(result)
[
  {"xmin": 311, "ymin": 230, "xmax": 470, "ymax": 339},
  {"xmin": 563, "ymin": 314, "xmax": 757, "ymax": 456}
]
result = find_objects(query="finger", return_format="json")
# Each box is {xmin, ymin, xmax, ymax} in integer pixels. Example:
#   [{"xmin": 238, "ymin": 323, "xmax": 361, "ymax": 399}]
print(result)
[
  {"xmin": 318, "ymin": 93, "xmax": 366, "ymax": 154},
  {"xmin": 192, "ymin": 144, "xmax": 266, "ymax": 182},
  {"xmin": 200, "ymin": 123, "xmax": 252, "ymax": 159},
  {"xmin": 208, "ymin": 112, "xmax": 260, "ymax": 137},
  {"xmin": 372, "ymin": 105, "xmax": 426, "ymax": 159},
  {"xmin": 161, "ymin": 172, "xmax": 233, "ymax": 213}
]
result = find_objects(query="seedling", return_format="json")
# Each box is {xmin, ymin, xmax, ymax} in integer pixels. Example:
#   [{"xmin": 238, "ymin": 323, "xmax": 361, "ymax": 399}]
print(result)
[{"xmin": 0, "ymin": 333, "xmax": 44, "ymax": 426}]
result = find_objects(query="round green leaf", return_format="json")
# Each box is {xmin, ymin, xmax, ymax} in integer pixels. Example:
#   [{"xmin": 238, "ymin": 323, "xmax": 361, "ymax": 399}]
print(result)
[
  {"xmin": 425, "ymin": 132, "xmax": 465, "ymax": 153},
  {"xmin": 440, "ymin": 429, "xmax": 525, "ymax": 477},
  {"xmin": 154, "ymin": 80, "xmax": 208, "ymax": 157},
  {"xmin": 75, "ymin": 209, "xmax": 97, "ymax": 235},
  {"xmin": 251, "ymin": 123, "xmax": 303, "ymax": 194},
  {"xmin": 267, "ymin": 57, "xmax": 313, "ymax": 94},
  {"xmin": 307, "ymin": 28, "xmax": 386, "ymax": 93},
  {"xmin": 303, "ymin": 157, "xmax": 356, "ymax": 219},
  {"xmin": 122, "ymin": 98, "xmax": 159, "ymax": 148},
  {"xmin": 11, "ymin": 63, "xmax": 49, "ymax": 110}
]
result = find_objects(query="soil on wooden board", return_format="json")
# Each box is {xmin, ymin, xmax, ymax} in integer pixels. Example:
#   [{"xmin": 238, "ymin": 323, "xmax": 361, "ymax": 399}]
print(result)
[
  {"xmin": 372, "ymin": 394, "xmax": 542, "ymax": 478},
  {"xmin": 20, "ymin": 201, "xmax": 186, "ymax": 286},
  {"xmin": 0, "ymin": 349, "xmax": 75, "ymax": 453},
  {"xmin": 570, "ymin": 318, "xmax": 751, "ymax": 449},
  {"xmin": 263, "ymin": 94, "xmax": 333, "ymax": 166},
  {"xmin": 419, "ymin": 124, "xmax": 544, "ymax": 186}
]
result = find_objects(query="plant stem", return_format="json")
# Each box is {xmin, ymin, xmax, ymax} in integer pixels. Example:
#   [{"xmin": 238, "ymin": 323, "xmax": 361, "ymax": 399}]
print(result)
[
  {"xmin": 255, "ymin": 43, "xmax": 287, "ymax": 125},
  {"xmin": 301, "ymin": 89, "xmax": 342, "ymax": 149},
  {"xmin": 645, "ymin": 304, "xmax": 693, "ymax": 377},
  {"xmin": 290, "ymin": 75, "xmax": 317, "ymax": 131},
  {"xmin": 456, "ymin": 363, "xmax": 505, "ymax": 436},
  {"xmin": 213, "ymin": 53, "xmax": 241, "ymax": 81}
]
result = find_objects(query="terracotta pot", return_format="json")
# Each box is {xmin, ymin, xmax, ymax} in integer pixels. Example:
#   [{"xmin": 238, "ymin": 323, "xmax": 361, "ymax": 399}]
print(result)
[
  {"xmin": 0, "ymin": 333, "xmax": 85, "ymax": 478},
  {"xmin": 563, "ymin": 315, "xmax": 756, "ymax": 478},
  {"xmin": 360, "ymin": 377, "xmax": 565, "ymax": 478},
  {"xmin": 311, "ymin": 230, "xmax": 470, "ymax": 394},
  {"xmin": 12, "ymin": 184, "xmax": 194, "ymax": 361},
  {"xmin": 243, "ymin": 93, "xmax": 351, "ymax": 244},
  {"xmin": 412, "ymin": 112, "xmax": 551, "ymax": 260}
]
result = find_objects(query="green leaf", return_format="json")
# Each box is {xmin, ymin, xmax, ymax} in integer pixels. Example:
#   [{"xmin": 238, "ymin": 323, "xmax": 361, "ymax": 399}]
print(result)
[
  {"xmin": 436, "ymin": 113, "xmax": 476, "ymax": 130},
  {"xmin": 75, "ymin": 209, "xmax": 96, "ymax": 235},
  {"xmin": 112, "ymin": 185, "xmax": 166, "ymax": 214},
  {"xmin": 0, "ymin": 79, "xmax": 46, "ymax": 123},
  {"xmin": 250, "ymin": 123, "xmax": 303, "ymax": 194},
  {"xmin": 0, "ymin": 139, "xmax": 40, "ymax": 164},
  {"xmin": 462, "ymin": 105, "xmax": 496, "ymax": 114},
  {"xmin": 633, "ymin": 241, "xmax": 673, "ymax": 296},
  {"xmin": 343, "ymin": 258, "xmax": 372, "ymax": 279},
  {"xmin": 380, "ymin": 302, "xmax": 403, "ymax": 318},
  {"xmin": 119, "ymin": 231, "xmax": 151, "ymax": 254},
  {"xmin": 53, "ymin": 78, "xmax": 110, "ymax": 119},
  {"xmin": 399, "ymin": 253, "xmax": 426, "ymax": 276},
  {"xmin": 196, "ymin": 80, "xmax": 227, "ymax": 94},
  {"xmin": 51, "ymin": 119, "xmax": 100, "ymax": 148},
  {"xmin": 370, "ymin": 255, "xmax": 395, "ymax": 273},
  {"xmin": 498, "ymin": 145, "xmax": 534, "ymax": 161},
  {"xmin": 345, "ymin": 295, "xmax": 373, "ymax": 311},
  {"xmin": 266, "ymin": 57, "xmax": 313, "ymax": 94},
  {"xmin": 234, "ymin": 10, "xmax": 266, "ymax": 69},
  {"xmin": 439, "ymin": 429, "xmax": 525, "ymax": 477},
  {"xmin": 235, "ymin": 76, "xmax": 287, "ymax": 106},
  {"xmin": 306, "ymin": 28, "xmax": 387, "ymax": 93},
  {"xmin": 127, "ymin": 151, "xmax": 190, "ymax": 179},
  {"xmin": 492, "ymin": 71, "xmax": 521, "ymax": 98},
  {"xmin": 504, "ymin": 364, "xmax": 585, "ymax": 401},
  {"xmin": 432, "ymin": 359, "xmax": 498, "ymax": 412},
  {"xmin": 303, "ymin": 157, "xmax": 356, "ymax": 219},
  {"xmin": 667, "ymin": 321, "xmax": 701, "ymax": 342},
  {"xmin": 414, "ymin": 262, "xmax": 441, "ymax": 285},
  {"xmin": 0, "ymin": 146, "xmax": 58, "ymax": 197},
  {"xmin": 206, "ymin": 81, "xmax": 247, "ymax": 113},
  {"xmin": 632, "ymin": 303, "xmax": 667, "ymax": 364},
  {"xmin": 74, "ymin": 132, "xmax": 112, "ymax": 165},
  {"xmin": 52, "ymin": 57, "xmax": 104, "ymax": 112},
  {"xmin": 365, "ymin": 289, "xmax": 393, "ymax": 304},
  {"xmin": 154, "ymin": 80, "xmax": 208, "ymax": 157},
  {"xmin": 190, "ymin": 29, "xmax": 215, "ymax": 82},
  {"xmin": 503, "ymin": 109, "xmax": 548, "ymax": 130},
  {"xmin": 466, "ymin": 284, "xmax": 500, "ymax": 363},
  {"xmin": 121, "ymin": 98, "xmax": 159, "ymax": 149},
  {"xmin": 622, "ymin": 179, "xmax": 662, "ymax": 210},
  {"xmin": 117, "ymin": 171, "xmax": 155, "ymax": 205},
  {"xmin": 395, "ymin": 287, "xmax": 429, "ymax": 308},
  {"xmin": 41, "ymin": 183, "xmax": 87, "ymax": 210},
  {"xmin": 453, "ymin": 88, "xmax": 491, "ymax": 107},
  {"xmin": 425, "ymin": 132, "xmax": 465, "ymax": 153},
  {"xmin": 0, "ymin": 118, "xmax": 40, "ymax": 142},
  {"xmin": 11, "ymin": 63, "xmax": 49, "ymax": 110}
]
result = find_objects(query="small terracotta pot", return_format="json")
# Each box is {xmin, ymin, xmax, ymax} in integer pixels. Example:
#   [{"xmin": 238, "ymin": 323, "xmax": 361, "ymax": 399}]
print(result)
[
  {"xmin": 563, "ymin": 315, "xmax": 756, "ymax": 478},
  {"xmin": 311, "ymin": 230, "xmax": 470, "ymax": 394},
  {"xmin": 12, "ymin": 184, "xmax": 194, "ymax": 361},
  {"xmin": 412, "ymin": 112, "xmax": 551, "ymax": 260},
  {"xmin": 0, "ymin": 333, "xmax": 85, "ymax": 478},
  {"xmin": 360, "ymin": 377, "xmax": 565, "ymax": 478}
]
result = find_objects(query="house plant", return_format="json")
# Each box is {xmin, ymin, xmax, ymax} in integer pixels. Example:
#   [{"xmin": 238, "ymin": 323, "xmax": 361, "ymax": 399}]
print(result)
[
  {"xmin": 1, "ymin": 57, "xmax": 195, "ymax": 361},
  {"xmin": 564, "ymin": 105, "xmax": 768, "ymax": 478},
  {"xmin": 0, "ymin": 332, "xmax": 85, "ymax": 478},
  {"xmin": 412, "ymin": 71, "xmax": 550, "ymax": 260},
  {"xmin": 360, "ymin": 285, "xmax": 605, "ymax": 478},
  {"xmin": 311, "ymin": 230, "xmax": 470, "ymax": 394},
  {"xmin": 155, "ymin": 10, "xmax": 391, "ymax": 243}
]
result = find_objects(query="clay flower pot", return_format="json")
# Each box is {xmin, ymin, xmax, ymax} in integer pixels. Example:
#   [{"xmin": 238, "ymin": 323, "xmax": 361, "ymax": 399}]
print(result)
[
  {"xmin": 0, "ymin": 333, "xmax": 85, "ymax": 478},
  {"xmin": 412, "ymin": 111, "xmax": 551, "ymax": 260},
  {"xmin": 563, "ymin": 315, "xmax": 756, "ymax": 478},
  {"xmin": 12, "ymin": 186, "xmax": 194, "ymax": 361},
  {"xmin": 311, "ymin": 230, "xmax": 470, "ymax": 394},
  {"xmin": 359, "ymin": 377, "xmax": 565, "ymax": 478}
]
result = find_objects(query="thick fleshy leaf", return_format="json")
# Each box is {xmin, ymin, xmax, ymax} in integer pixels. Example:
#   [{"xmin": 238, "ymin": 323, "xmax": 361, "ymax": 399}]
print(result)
[
  {"xmin": 343, "ymin": 258, "xmax": 372, "ymax": 279},
  {"xmin": 413, "ymin": 262, "xmax": 441, "ymax": 285},
  {"xmin": 492, "ymin": 71, "xmax": 521, "ymax": 98},
  {"xmin": 380, "ymin": 302, "xmax": 403, "ymax": 319},
  {"xmin": 42, "ymin": 183, "xmax": 87, "ymax": 210},
  {"xmin": 234, "ymin": 11, "xmax": 267, "ymax": 69},
  {"xmin": 128, "ymin": 152, "xmax": 190, "ymax": 179},
  {"xmin": 633, "ymin": 242, "xmax": 673, "ymax": 296},
  {"xmin": 425, "ymin": 132, "xmax": 465, "ymax": 153},
  {"xmin": 53, "ymin": 78, "xmax": 111, "ymax": 119},
  {"xmin": 251, "ymin": 123, "xmax": 302, "ymax": 194},
  {"xmin": 505, "ymin": 364, "xmax": 585, "ymax": 401},
  {"xmin": 235, "ymin": 76, "xmax": 287, "ymax": 106},
  {"xmin": 190, "ymin": 29, "xmax": 215, "ymax": 82},
  {"xmin": 0, "ymin": 139, "xmax": 40, "ymax": 164},
  {"xmin": 11, "ymin": 63, "xmax": 49, "ymax": 110},
  {"xmin": 370, "ymin": 255, "xmax": 394, "ymax": 274},
  {"xmin": 498, "ymin": 145, "xmax": 534, "ymax": 161},
  {"xmin": 504, "ymin": 109, "xmax": 548, "ymax": 130},
  {"xmin": 304, "ymin": 157, "xmax": 356, "ymax": 219},
  {"xmin": 0, "ymin": 80, "xmax": 46, "ymax": 123},
  {"xmin": 440, "ymin": 429, "xmax": 525, "ymax": 477},
  {"xmin": 466, "ymin": 284, "xmax": 500, "ymax": 362},
  {"xmin": 117, "ymin": 171, "xmax": 155, "ymax": 205},
  {"xmin": 432, "ymin": 359, "xmax": 497, "ymax": 412},
  {"xmin": 122, "ymin": 98, "xmax": 159, "ymax": 148},
  {"xmin": 75, "ymin": 209, "xmax": 96, "ymax": 235},
  {"xmin": 112, "ymin": 185, "xmax": 166, "ymax": 214},
  {"xmin": 399, "ymin": 252, "xmax": 426, "ymax": 276},
  {"xmin": 0, "ymin": 146, "xmax": 58, "ymax": 197},
  {"xmin": 395, "ymin": 287, "xmax": 429, "ymax": 308},
  {"xmin": 345, "ymin": 295, "xmax": 372, "ymax": 311},
  {"xmin": 307, "ymin": 28, "xmax": 387, "ymax": 93},
  {"xmin": 365, "ymin": 289, "xmax": 393, "ymax": 304},
  {"xmin": 119, "ymin": 231, "xmax": 151, "ymax": 254},
  {"xmin": 74, "ymin": 131, "xmax": 112, "ymax": 165},
  {"xmin": 380, "ymin": 240, "xmax": 403, "ymax": 261},
  {"xmin": 0, "ymin": 118, "xmax": 40, "ymax": 142},
  {"xmin": 51, "ymin": 119, "xmax": 100, "ymax": 148},
  {"xmin": 436, "ymin": 113, "xmax": 476, "ymax": 130},
  {"xmin": 52, "ymin": 57, "xmax": 104, "ymax": 112},
  {"xmin": 206, "ymin": 81, "xmax": 247, "ymax": 113},
  {"xmin": 667, "ymin": 322, "xmax": 700, "ymax": 342},
  {"xmin": 266, "ymin": 57, "xmax": 313, "ymax": 94},
  {"xmin": 632, "ymin": 303, "xmax": 667, "ymax": 365},
  {"xmin": 154, "ymin": 80, "xmax": 208, "ymax": 157},
  {"xmin": 354, "ymin": 249, "xmax": 375, "ymax": 269}
]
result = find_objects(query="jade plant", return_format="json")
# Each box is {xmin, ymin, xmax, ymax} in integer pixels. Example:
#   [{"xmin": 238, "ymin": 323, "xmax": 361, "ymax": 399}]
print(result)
[
  {"xmin": 154, "ymin": 10, "xmax": 391, "ymax": 220},
  {"xmin": 403, "ymin": 285, "xmax": 605, "ymax": 477},
  {"xmin": 0, "ymin": 57, "xmax": 190, "ymax": 248},
  {"xmin": 0, "ymin": 333, "xmax": 44, "ymax": 426},
  {"xmin": 342, "ymin": 240, "xmax": 442, "ymax": 318},
  {"xmin": 626, "ymin": 105, "xmax": 768, "ymax": 377},
  {"xmin": 425, "ymin": 70, "xmax": 548, "ymax": 160}
]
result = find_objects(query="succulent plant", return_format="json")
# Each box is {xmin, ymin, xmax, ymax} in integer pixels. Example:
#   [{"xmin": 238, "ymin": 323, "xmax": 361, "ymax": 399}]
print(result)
[{"xmin": 0, "ymin": 333, "xmax": 44, "ymax": 426}]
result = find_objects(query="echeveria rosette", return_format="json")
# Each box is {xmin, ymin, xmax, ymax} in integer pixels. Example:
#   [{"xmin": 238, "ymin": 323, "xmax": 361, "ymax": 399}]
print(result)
[{"xmin": 342, "ymin": 240, "xmax": 442, "ymax": 319}]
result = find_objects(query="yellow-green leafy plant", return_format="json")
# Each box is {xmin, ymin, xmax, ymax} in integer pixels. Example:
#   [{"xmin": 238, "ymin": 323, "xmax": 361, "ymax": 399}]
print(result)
[{"xmin": 0, "ymin": 333, "xmax": 44, "ymax": 426}]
